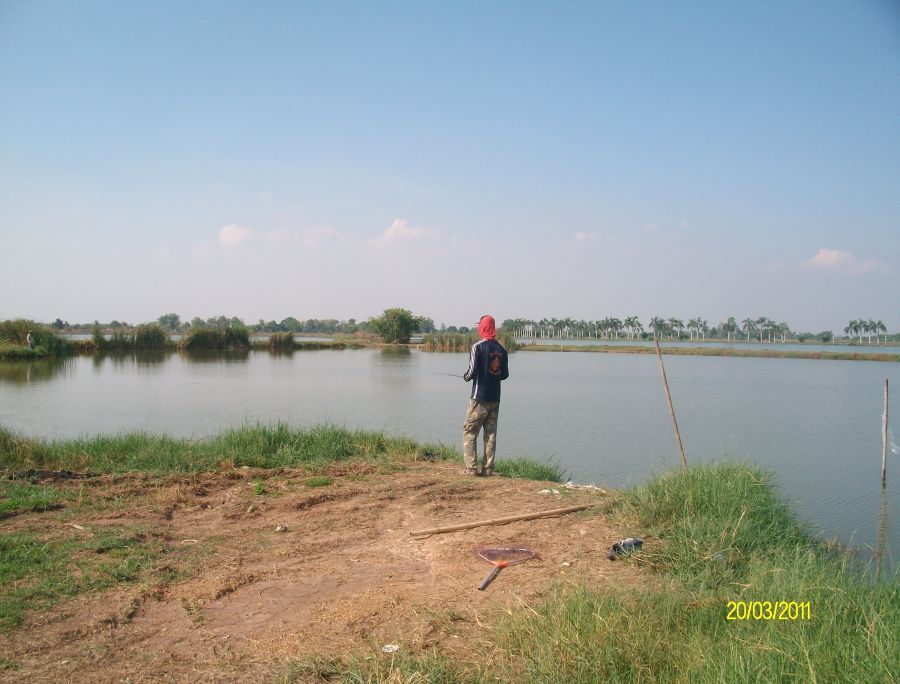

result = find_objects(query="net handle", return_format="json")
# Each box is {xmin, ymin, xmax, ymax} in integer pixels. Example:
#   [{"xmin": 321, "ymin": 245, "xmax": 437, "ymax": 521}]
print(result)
[{"xmin": 478, "ymin": 564, "xmax": 504, "ymax": 591}]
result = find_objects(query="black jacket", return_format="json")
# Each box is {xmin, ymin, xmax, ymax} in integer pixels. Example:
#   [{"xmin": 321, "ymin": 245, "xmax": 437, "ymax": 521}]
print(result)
[{"xmin": 463, "ymin": 338, "xmax": 509, "ymax": 402}]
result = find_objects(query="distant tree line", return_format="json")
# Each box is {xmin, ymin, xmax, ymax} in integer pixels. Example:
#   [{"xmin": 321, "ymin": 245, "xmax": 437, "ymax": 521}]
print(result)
[
  {"xmin": 35, "ymin": 313, "xmax": 898, "ymax": 345},
  {"xmin": 502, "ymin": 316, "xmax": 894, "ymax": 344}
]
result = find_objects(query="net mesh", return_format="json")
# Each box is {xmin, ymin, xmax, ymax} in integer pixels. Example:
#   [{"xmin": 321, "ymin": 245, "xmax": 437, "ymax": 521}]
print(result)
[{"xmin": 476, "ymin": 546, "xmax": 537, "ymax": 565}]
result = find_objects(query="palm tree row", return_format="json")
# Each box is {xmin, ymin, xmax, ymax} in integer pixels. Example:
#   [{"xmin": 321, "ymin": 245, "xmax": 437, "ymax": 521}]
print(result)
[
  {"xmin": 844, "ymin": 319, "xmax": 889, "ymax": 344},
  {"xmin": 502, "ymin": 316, "xmax": 889, "ymax": 344},
  {"xmin": 503, "ymin": 317, "xmax": 645, "ymax": 340}
]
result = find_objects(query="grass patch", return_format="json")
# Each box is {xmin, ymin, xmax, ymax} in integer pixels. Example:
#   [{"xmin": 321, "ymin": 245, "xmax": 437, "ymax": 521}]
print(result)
[
  {"xmin": 304, "ymin": 476, "xmax": 332, "ymax": 487},
  {"xmin": 610, "ymin": 462, "xmax": 810, "ymax": 588},
  {"xmin": 0, "ymin": 657, "xmax": 19, "ymax": 671},
  {"xmin": 0, "ymin": 423, "xmax": 423, "ymax": 474},
  {"xmin": 0, "ymin": 344, "xmax": 44, "ymax": 359},
  {"xmin": 0, "ymin": 527, "xmax": 163, "ymax": 630},
  {"xmin": 494, "ymin": 457, "xmax": 564, "ymax": 483},
  {"xmin": 182, "ymin": 325, "xmax": 250, "ymax": 350},
  {"xmin": 0, "ymin": 480, "xmax": 71, "ymax": 518}
]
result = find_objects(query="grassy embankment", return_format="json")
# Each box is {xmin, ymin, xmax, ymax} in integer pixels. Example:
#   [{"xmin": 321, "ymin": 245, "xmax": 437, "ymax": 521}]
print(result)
[
  {"xmin": 1, "ymin": 427, "xmax": 896, "ymax": 681},
  {"xmin": 521, "ymin": 342, "xmax": 900, "ymax": 363}
]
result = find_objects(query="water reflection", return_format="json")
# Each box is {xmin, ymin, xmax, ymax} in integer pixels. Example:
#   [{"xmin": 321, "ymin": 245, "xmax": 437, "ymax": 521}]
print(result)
[
  {"xmin": 180, "ymin": 350, "xmax": 251, "ymax": 364},
  {"xmin": 0, "ymin": 358, "xmax": 73, "ymax": 384},
  {"xmin": 378, "ymin": 347, "xmax": 412, "ymax": 359},
  {"xmin": 92, "ymin": 350, "xmax": 172, "ymax": 370}
]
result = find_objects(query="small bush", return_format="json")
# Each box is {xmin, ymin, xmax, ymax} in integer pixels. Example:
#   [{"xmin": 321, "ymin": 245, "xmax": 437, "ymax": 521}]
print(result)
[
  {"xmin": 268, "ymin": 332, "xmax": 295, "ymax": 350},
  {"xmin": 182, "ymin": 325, "xmax": 250, "ymax": 350}
]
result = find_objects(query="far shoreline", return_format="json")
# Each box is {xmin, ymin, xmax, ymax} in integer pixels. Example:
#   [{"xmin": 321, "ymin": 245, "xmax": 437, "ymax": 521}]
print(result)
[{"xmin": 515, "ymin": 341, "xmax": 900, "ymax": 363}]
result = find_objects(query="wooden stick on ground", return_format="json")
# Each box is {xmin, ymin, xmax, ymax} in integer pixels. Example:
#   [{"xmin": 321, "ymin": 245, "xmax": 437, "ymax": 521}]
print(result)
[{"xmin": 410, "ymin": 503, "xmax": 595, "ymax": 536}]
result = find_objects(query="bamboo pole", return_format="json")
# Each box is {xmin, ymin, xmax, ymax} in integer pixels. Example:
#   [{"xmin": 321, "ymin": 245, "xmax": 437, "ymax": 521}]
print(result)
[
  {"xmin": 410, "ymin": 503, "xmax": 595, "ymax": 536},
  {"xmin": 654, "ymin": 332, "xmax": 688, "ymax": 468},
  {"xmin": 883, "ymin": 378, "xmax": 889, "ymax": 483},
  {"xmin": 875, "ymin": 484, "xmax": 887, "ymax": 580}
]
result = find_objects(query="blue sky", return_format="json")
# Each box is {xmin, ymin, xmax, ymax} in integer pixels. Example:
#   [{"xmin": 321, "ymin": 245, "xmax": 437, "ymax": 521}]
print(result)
[{"xmin": 2, "ymin": 0, "xmax": 898, "ymax": 331}]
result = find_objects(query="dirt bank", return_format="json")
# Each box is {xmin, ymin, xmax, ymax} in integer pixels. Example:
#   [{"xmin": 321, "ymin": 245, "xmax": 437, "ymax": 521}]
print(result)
[{"xmin": 1, "ymin": 461, "xmax": 645, "ymax": 682}]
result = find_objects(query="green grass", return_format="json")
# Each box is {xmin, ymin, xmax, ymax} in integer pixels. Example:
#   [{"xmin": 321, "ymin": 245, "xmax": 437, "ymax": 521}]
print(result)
[
  {"xmin": 477, "ymin": 464, "xmax": 898, "ymax": 682},
  {"xmin": 0, "ymin": 344, "xmax": 43, "ymax": 359},
  {"xmin": 304, "ymin": 475, "xmax": 332, "ymax": 487},
  {"xmin": 0, "ymin": 423, "xmax": 423, "ymax": 474},
  {"xmin": 0, "ymin": 527, "xmax": 163, "ymax": 630},
  {"xmin": 0, "ymin": 480, "xmax": 71, "ymax": 518},
  {"xmin": 493, "ymin": 456, "xmax": 565, "ymax": 482},
  {"xmin": 182, "ymin": 325, "xmax": 250, "ymax": 350}
]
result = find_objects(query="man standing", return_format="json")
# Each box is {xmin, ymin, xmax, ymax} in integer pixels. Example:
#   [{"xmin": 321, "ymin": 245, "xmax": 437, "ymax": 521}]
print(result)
[{"xmin": 462, "ymin": 315, "xmax": 509, "ymax": 476}]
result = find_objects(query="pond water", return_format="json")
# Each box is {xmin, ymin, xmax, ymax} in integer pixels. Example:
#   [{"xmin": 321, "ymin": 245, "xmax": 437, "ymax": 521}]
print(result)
[{"xmin": 1, "ymin": 349, "xmax": 896, "ymax": 565}]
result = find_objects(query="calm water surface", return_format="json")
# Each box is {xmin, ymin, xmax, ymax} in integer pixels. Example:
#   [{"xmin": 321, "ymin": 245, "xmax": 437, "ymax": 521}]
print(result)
[{"xmin": 1, "ymin": 349, "xmax": 896, "ymax": 564}]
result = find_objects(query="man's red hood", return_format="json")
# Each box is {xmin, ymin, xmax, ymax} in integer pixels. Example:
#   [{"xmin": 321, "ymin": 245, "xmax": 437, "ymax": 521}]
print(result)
[{"xmin": 478, "ymin": 315, "xmax": 496, "ymax": 340}]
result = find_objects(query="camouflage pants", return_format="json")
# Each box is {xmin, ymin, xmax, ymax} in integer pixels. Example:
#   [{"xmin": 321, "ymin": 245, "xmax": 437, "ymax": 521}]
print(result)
[{"xmin": 463, "ymin": 399, "xmax": 500, "ymax": 473}]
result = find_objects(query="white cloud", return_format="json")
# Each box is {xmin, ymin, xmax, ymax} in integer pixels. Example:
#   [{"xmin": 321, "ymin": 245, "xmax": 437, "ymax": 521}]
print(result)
[
  {"xmin": 574, "ymin": 231, "xmax": 599, "ymax": 242},
  {"xmin": 218, "ymin": 224, "xmax": 252, "ymax": 247},
  {"xmin": 368, "ymin": 219, "xmax": 432, "ymax": 247},
  {"xmin": 802, "ymin": 248, "xmax": 885, "ymax": 274}
]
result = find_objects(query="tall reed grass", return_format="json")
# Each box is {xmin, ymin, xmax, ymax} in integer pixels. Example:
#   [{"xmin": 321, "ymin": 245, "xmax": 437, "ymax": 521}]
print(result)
[
  {"xmin": 421, "ymin": 330, "xmax": 517, "ymax": 352},
  {"xmin": 182, "ymin": 325, "xmax": 250, "ymax": 350},
  {"xmin": 267, "ymin": 332, "xmax": 295, "ymax": 350},
  {"xmin": 91, "ymin": 324, "xmax": 172, "ymax": 351},
  {"xmin": 0, "ymin": 320, "xmax": 73, "ymax": 357}
]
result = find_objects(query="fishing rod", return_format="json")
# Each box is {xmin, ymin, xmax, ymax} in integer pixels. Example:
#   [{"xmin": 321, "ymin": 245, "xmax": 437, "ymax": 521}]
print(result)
[{"xmin": 437, "ymin": 371, "xmax": 464, "ymax": 378}]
